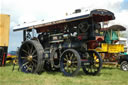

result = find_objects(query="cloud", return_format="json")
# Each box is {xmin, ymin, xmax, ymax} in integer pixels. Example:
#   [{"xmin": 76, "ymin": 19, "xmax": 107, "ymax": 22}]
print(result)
[
  {"xmin": 1, "ymin": 0, "xmax": 128, "ymax": 51},
  {"xmin": 108, "ymin": 9, "xmax": 128, "ymax": 30},
  {"xmin": 1, "ymin": 0, "xmax": 125, "ymax": 19},
  {"xmin": 1, "ymin": 0, "xmax": 124, "ymax": 22},
  {"xmin": 115, "ymin": 10, "xmax": 128, "ymax": 26}
]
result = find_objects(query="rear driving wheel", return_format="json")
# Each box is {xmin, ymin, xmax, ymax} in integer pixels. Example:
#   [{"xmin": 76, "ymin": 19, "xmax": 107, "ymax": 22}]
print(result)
[
  {"xmin": 18, "ymin": 40, "xmax": 44, "ymax": 74},
  {"xmin": 82, "ymin": 50, "xmax": 102, "ymax": 75},
  {"xmin": 60, "ymin": 49, "xmax": 81, "ymax": 76}
]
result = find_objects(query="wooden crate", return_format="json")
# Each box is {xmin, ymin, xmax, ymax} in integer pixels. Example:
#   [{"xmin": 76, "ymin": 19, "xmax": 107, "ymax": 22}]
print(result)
[{"xmin": 0, "ymin": 14, "xmax": 10, "ymax": 46}]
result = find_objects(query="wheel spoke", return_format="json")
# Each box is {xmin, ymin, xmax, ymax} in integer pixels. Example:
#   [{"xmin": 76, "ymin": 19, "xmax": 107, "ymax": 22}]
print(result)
[
  {"xmin": 22, "ymin": 49, "xmax": 29, "ymax": 55},
  {"xmin": 65, "ymin": 54, "xmax": 69, "ymax": 60},
  {"xmin": 32, "ymin": 54, "xmax": 37, "ymax": 58},
  {"xmin": 32, "ymin": 50, "xmax": 36, "ymax": 55},
  {"xmin": 72, "ymin": 63, "xmax": 77, "ymax": 68},
  {"xmin": 72, "ymin": 61, "xmax": 78, "ymax": 64},
  {"xmin": 26, "ymin": 64, "xmax": 32, "ymax": 72},
  {"xmin": 31, "ymin": 61, "xmax": 37, "ymax": 68},
  {"xmin": 69, "ymin": 67, "xmax": 73, "ymax": 73},
  {"xmin": 64, "ymin": 65, "xmax": 68, "ymax": 71},
  {"xmin": 21, "ymin": 57, "xmax": 27, "ymax": 59},
  {"xmin": 70, "ymin": 66, "xmax": 73, "ymax": 72},
  {"xmin": 20, "ymin": 62, "xmax": 29, "ymax": 70},
  {"xmin": 32, "ymin": 59, "xmax": 38, "ymax": 63},
  {"xmin": 67, "ymin": 66, "xmax": 70, "ymax": 72},
  {"xmin": 70, "ymin": 54, "xmax": 73, "ymax": 60},
  {"xmin": 64, "ymin": 58, "xmax": 67, "ymax": 61},
  {"xmin": 72, "ymin": 56, "xmax": 77, "ymax": 61},
  {"xmin": 90, "ymin": 66, "xmax": 93, "ymax": 73},
  {"xmin": 71, "ymin": 65, "xmax": 76, "ymax": 72},
  {"xmin": 29, "ymin": 63, "xmax": 34, "ymax": 72},
  {"xmin": 30, "ymin": 45, "xmax": 34, "ymax": 54},
  {"xmin": 31, "ymin": 66, "xmax": 33, "ymax": 72},
  {"xmin": 26, "ymin": 44, "xmax": 30, "ymax": 52},
  {"xmin": 23, "ymin": 62, "xmax": 29, "ymax": 66}
]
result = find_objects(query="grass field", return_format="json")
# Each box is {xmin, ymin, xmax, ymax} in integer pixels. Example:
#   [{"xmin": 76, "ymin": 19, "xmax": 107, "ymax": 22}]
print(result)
[{"xmin": 0, "ymin": 65, "xmax": 128, "ymax": 85}]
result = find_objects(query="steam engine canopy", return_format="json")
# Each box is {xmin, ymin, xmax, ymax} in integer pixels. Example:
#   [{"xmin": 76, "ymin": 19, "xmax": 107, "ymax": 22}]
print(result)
[
  {"xmin": 13, "ymin": 9, "xmax": 115, "ymax": 33},
  {"xmin": 90, "ymin": 9, "xmax": 115, "ymax": 22}
]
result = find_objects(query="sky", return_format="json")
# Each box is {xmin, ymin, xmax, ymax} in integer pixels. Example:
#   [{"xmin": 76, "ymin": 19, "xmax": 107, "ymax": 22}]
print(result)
[{"xmin": 0, "ymin": 0, "xmax": 128, "ymax": 51}]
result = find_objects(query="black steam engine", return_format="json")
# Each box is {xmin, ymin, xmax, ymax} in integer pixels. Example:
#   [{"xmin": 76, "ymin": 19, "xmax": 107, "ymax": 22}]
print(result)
[{"xmin": 13, "ymin": 9, "xmax": 115, "ymax": 76}]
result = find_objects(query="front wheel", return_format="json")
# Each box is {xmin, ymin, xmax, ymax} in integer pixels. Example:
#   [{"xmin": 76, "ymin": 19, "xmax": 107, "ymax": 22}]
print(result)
[
  {"xmin": 60, "ymin": 49, "xmax": 81, "ymax": 76},
  {"xmin": 82, "ymin": 50, "xmax": 102, "ymax": 75},
  {"xmin": 120, "ymin": 61, "xmax": 128, "ymax": 71}
]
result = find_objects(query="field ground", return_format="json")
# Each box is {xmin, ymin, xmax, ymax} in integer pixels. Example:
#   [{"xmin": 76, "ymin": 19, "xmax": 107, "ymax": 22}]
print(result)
[{"xmin": 0, "ymin": 65, "xmax": 128, "ymax": 85}]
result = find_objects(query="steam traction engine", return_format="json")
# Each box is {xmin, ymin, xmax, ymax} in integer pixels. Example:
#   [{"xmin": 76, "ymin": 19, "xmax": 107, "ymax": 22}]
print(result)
[{"xmin": 13, "ymin": 9, "xmax": 115, "ymax": 76}]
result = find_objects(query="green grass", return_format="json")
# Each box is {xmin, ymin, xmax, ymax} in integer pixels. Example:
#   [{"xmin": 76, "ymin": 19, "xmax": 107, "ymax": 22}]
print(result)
[{"xmin": 0, "ymin": 65, "xmax": 128, "ymax": 85}]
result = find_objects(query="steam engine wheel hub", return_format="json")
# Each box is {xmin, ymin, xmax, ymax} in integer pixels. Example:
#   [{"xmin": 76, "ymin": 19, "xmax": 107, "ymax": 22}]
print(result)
[
  {"xmin": 27, "ymin": 55, "xmax": 33, "ymax": 61},
  {"xmin": 67, "ymin": 60, "xmax": 72, "ymax": 66}
]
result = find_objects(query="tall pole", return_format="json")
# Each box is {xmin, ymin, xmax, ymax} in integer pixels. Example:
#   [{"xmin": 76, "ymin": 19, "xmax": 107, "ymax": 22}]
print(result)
[{"xmin": 23, "ymin": 30, "xmax": 26, "ymax": 41}]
